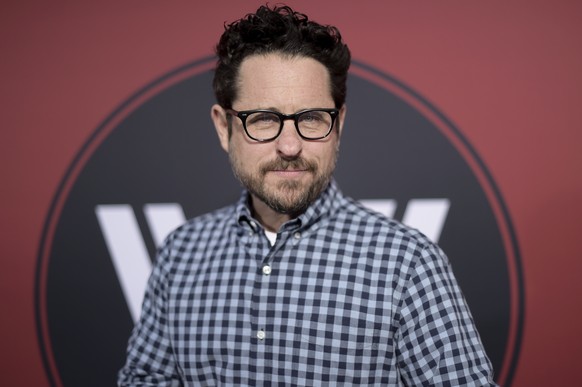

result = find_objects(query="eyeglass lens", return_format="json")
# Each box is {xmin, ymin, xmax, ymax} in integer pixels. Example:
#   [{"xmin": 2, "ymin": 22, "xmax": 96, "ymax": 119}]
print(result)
[{"xmin": 245, "ymin": 110, "xmax": 333, "ymax": 140}]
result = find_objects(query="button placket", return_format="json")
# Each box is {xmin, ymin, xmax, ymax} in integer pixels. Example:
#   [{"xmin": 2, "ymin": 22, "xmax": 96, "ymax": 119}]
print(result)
[{"xmin": 251, "ymin": 235, "xmax": 275, "ymax": 345}]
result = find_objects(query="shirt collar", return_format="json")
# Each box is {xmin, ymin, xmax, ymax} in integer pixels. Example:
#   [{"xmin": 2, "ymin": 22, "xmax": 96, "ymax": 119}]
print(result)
[{"xmin": 235, "ymin": 179, "xmax": 342, "ymax": 232}]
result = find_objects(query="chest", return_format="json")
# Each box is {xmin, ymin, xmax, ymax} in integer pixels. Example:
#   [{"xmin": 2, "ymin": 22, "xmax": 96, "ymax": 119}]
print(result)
[{"xmin": 166, "ymin": 237, "xmax": 403, "ymax": 384}]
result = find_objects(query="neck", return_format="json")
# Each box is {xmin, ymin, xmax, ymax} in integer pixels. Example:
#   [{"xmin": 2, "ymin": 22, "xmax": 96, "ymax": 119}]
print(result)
[{"xmin": 250, "ymin": 195, "xmax": 293, "ymax": 232}]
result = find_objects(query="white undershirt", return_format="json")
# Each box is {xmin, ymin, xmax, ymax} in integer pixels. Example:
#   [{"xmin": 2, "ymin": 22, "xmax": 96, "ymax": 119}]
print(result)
[{"xmin": 264, "ymin": 230, "xmax": 277, "ymax": 246}]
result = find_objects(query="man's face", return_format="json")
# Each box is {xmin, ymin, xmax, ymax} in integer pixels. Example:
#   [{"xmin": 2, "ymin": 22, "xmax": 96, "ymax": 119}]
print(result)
[{"xmin": 212, "ymin": 53, "xmax": 345, "ymax": 216}]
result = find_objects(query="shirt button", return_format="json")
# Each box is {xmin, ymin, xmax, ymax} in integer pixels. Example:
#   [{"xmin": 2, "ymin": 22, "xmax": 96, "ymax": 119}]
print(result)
[
  {"xmin": 262, "ymin": 265, "xmax": 272, "ymax": 275},
  {"xmin": 293, "ymin": 232, "xmax": 301, "ymax": 240},
  {"xmin": 256, "ymin": 330, "xmax": 266, "ymax": 340}
]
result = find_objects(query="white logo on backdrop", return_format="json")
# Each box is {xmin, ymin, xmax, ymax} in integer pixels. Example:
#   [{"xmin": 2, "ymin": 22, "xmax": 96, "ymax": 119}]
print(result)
[{"xmin": 96, "ymin": 199, "xmax": 450, "ymax": 322}]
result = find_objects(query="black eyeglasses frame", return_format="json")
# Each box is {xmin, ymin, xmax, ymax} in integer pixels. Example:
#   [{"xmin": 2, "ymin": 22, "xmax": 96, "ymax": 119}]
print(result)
[{"xmin": 225, "ymin": 107, "xmax": 340, "ymax": 142}]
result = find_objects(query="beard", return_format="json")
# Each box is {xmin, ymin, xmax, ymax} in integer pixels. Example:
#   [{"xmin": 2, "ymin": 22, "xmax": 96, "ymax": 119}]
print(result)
[{"xmin": 230, "ymin": 152, "xmax": 337, "ymax": 216}]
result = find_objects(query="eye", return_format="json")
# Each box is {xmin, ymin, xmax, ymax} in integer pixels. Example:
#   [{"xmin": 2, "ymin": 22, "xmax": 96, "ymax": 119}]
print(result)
[
  {"xmin": 298, "ymin": 111, "xmax": 325, "ymax": 123},
  {"xmin": 247, "ymin": 112, "xmax": 279, "ymax": 126}
]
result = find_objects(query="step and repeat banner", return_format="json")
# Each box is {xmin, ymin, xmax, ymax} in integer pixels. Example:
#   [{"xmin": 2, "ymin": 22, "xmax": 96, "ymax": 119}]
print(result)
[{"xmin": 2, "ymin": 2, "xmax": 580, "ymax": 386}]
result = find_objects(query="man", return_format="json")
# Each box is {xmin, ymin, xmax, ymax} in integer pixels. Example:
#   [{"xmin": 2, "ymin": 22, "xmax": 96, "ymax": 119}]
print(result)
[{"xmin": 119, "ymin": 4, "xmax": 496, "ymax": 386}]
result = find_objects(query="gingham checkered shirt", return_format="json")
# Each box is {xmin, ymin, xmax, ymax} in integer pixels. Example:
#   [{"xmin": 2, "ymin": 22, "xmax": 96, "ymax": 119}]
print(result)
[{"xmin": 119, "ymin": 181, "xmax": 496, "ymax": 386}]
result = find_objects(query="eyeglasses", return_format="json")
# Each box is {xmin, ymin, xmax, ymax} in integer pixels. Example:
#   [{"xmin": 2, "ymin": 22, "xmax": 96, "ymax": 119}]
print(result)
[{"xmin": 226, "ymin": 108, "xmax": 339, "ymax": 142}]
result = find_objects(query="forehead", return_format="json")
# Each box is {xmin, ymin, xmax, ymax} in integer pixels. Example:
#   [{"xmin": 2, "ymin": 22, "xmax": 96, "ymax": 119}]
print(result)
[{"xmin": 234, "ymin": 53, "xmax": 333, "ymax": 110}]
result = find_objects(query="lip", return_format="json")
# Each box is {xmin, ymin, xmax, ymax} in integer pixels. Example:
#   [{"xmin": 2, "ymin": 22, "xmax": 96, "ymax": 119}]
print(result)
[{"xmin": 269, "ymin": 169, "xmax": 308, "ymax": 178}]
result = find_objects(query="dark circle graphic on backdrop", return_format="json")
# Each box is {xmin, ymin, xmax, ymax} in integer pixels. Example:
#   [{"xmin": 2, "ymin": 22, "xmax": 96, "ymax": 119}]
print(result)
[{"xmin": 35, "ymin": 56, "xmax": 523, "ymax": 387}]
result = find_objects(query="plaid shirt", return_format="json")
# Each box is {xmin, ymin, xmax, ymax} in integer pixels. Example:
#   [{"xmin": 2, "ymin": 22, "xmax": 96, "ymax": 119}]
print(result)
[{"xmin": 119, "ymin": 181, "xmax": 496, "ymax": 386}]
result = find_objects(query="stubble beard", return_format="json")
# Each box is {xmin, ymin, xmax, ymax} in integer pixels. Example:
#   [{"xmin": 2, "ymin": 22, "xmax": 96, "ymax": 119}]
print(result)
[{"xmin": 230, "ymin": 152, "xmax": 337, "ymax": 216}]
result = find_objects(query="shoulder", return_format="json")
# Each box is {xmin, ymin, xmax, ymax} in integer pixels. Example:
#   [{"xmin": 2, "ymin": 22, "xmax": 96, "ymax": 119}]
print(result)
[
  {"xmin": 332, "ymin": 194, "xmax": 436, "ymax": 251},
  {"xmin": 325, "ymin": 193, "xmax": 452, "ymax": 276},
  {"xmin": 155, "ymin": 204, "xmax": 237, "ymax": 264},
  {"xmin": 173, "ymin": 204, "xmax": 236, "ymax": 239}
]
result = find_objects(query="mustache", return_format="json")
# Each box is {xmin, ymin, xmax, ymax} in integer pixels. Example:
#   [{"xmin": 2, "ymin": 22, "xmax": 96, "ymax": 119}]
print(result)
[{"xmin": 260, "ymin": 157, "xmax": 317, "ymax": 174}]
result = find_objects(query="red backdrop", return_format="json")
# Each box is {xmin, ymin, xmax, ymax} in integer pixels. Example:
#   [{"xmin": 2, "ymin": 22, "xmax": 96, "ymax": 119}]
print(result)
[{"xmin": 1, "ymin": 1, "xmax": 581, "ymax": 385}]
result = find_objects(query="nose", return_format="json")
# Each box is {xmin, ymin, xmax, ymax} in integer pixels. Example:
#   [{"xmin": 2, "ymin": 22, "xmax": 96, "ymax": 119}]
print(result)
[{"xmin": 275, "ymin": 119, "xmax": 302, "ymax": 159}]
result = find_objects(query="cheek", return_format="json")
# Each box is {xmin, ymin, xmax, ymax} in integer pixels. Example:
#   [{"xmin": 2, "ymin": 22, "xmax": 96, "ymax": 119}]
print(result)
[
  {"xmin": 229, "ymin": 139, "xmax": 270, "ymax": 168},
  {"xmin": 311, "ymin": 141, "xmax": 339, "ymax": 166}
]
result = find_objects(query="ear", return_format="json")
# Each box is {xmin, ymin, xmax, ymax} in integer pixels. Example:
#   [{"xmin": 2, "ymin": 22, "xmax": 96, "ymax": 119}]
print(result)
[
  {"xmin": 337, "ymin": 104, "xmax": 347, "ymax": 137},
  {"xmin": 211, "ymin": 104, "xmax": 230, "ymax": 152}
]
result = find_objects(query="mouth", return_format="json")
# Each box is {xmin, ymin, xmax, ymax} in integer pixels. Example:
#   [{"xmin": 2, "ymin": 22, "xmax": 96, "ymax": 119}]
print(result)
[
  {"xmin": 262, "ymin": 159, "xmax": 315, "ymax": 178},
  {"xmin": 269, "ymin": 169, "xmax": 309, "ymax": 178}
]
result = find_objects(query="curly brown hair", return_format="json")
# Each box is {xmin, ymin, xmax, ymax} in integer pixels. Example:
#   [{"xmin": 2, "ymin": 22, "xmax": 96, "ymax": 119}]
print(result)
[{"xmin": 213, "ymin": 4, "xmax": 351, "ymax": 109}]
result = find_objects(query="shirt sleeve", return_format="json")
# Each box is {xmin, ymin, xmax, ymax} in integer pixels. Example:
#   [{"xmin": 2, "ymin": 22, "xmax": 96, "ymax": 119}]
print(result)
[
  {"xmin": 118, "ymin": 241, "xmax": 182, "ymax": 386},
  {"xmin": 395, "ymin": 244, "xmax": 498, "ymax": 386}
]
